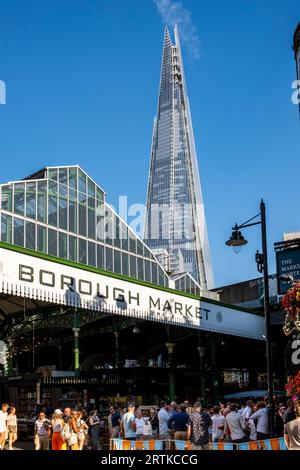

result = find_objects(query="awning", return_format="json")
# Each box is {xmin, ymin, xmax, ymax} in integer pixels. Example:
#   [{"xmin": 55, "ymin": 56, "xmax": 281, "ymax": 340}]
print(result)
[{"xmin": 224, "ymin": 390, "xmax": 286, "ymax": 399}]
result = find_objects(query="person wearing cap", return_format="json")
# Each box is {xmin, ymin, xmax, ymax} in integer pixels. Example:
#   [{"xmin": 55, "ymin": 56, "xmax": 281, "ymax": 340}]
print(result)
[{"xmin": 51, "ymin": 409, "xmax": 66, "ymax": 451}]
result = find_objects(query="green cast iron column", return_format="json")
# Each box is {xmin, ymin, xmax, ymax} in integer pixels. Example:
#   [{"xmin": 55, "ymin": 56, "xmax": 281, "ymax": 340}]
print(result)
[
  {"xmin": 73, "ymin": 310, "xmax": 80, "ymax": 377},
  {"xmin": 166, "ymin": 342, "xmax": 176, "ymax": 401}
]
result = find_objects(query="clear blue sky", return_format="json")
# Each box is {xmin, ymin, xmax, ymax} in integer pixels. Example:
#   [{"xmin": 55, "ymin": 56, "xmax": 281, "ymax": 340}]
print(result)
[{"xmin": 0, "ymin": 0, "xmax": 299, "ymax": 288}]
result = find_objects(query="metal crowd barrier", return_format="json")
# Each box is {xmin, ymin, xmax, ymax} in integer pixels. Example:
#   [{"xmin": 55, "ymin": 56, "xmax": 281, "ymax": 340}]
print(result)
[{"xmin": 110, "ymin": 437, "xmax": 288, "ymax": 451}]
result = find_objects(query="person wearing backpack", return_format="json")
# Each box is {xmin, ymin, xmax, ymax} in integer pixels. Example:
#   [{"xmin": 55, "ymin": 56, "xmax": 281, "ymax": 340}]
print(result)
[
  {"xmin": 190, "ymin": 402, "xmax": 212, "ymax": 450},
  {"xmin": 51, "ymin": 409, "xmax": 67, "ymax": 451}
]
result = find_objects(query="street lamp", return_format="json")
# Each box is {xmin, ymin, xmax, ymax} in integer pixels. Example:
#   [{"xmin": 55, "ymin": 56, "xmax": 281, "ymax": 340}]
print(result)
[{"xmin": 225, "ymin": 199, "xmax": 274, "ymax": 437}]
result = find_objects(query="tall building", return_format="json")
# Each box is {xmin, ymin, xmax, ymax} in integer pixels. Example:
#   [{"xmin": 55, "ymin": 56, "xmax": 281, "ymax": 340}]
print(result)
[{"xmin": 144, "ymin": 26, "xmax": 214, "ymax": 289}]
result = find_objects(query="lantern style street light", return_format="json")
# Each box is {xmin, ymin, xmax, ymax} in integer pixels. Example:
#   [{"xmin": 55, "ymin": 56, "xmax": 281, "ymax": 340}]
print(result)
[{"xmin": 225, "ymin": 199, "xmax": 274, "ymax": 437}]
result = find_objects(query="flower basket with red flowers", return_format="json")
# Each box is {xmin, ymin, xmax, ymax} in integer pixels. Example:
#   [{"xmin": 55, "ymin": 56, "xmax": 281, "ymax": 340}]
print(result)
[
  {"xmin": 281, "ymin": 281, "xmax": 300, "ymax": 336},
  {"xmin": 285, "ymin": 371, "xmax": 300, "ymax": 400}
]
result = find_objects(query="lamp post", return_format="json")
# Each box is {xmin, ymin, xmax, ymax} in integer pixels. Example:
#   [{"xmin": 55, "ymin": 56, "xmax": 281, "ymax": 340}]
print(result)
[{"xmin": 225, "ymin": 199, "xmax": 274, "ymax": 437}]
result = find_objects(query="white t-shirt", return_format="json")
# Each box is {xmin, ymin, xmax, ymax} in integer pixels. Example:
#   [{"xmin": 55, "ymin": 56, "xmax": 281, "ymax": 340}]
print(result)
[
  {"xmin": 211, "ymin": 414, "xmax": 225, "ymax": 440},
  {"xmin": 135, "ymin": 417, "xmax": 144, "ymax": 435},
  {"xmin": 0, "ymin": 410, "xmax": 7, "ymax": 433}
]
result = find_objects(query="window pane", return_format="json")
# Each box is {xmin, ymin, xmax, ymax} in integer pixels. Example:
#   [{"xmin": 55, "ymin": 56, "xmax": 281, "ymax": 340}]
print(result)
[
  {"xmin": 48, "ymin": 228, "xmax": 57, "ymax": 256},
  {"xmin": 14, "ymin": 183, "xmax": 25, "ymax": 216},
  {"xmin": 137, "ymin": 257, "xmax": 144, "ymax": 280},
  {"xmin": 48, "ymin": 180, "xmax": 58, "ymax": 226},
  {"xmin": 14, "ymin": 217, "xmax": 24, "ymax": 247},
  {"xmin": 121, "ymin": 223, "xmax": 128, "ymax": 251},
  {"xmin": 152, "ymin": 263, "xmax": 158, "ymax": 285},
  {"xmin": 78, "ymin": 192, "xmax": 86, "ymax": 237},
  {"xmin": 114, "ymin": 250, "xmax": 121, "ymax": 274},
  {"xmin": 26, "ymin": 221, "xmax": 36, "ymax": 250},
  {"xmin": 26, "ymin": 182, "xmax": 36, "ymax": 220},
  {"xmin": 59, "ymin": 183, "xmax": 68, "ymax": 230},
  {"xmin": 106, "ymin": 247, "xmax": 113, "ymax": 271},
  {"xmin": 97, "ymin": 244, "xmax": 105, "ymax": 269},
  {"xmin": 130, "ymin": 255, "xmax": 137, "ymax": 278},
  {"xmin": 114, "ymin": 217, "xmax": 120, "ymax": 248},
  {"xmin": 129, "ymin": 232, "xmax": 136, "ymax": 254},
  {"xmin": 48, "ymin": 168, "xmax": 58, "ymax": 181},
  {"xmin": 78, "ymin": 169, "xmax": 86, "ymax": 194},
  {"xmin": 87, "ymin": 178, "xmax": 95, "ymax": 207},
  {"xmin": 79, "ymin": 238, "xmax": 87, "ymax": 264},
  {"xmin": 37, "ymin": 225, "xmax": 47, "ymax": 253},
  {"xmin": 96, "ymin": 197, "xmax": 105, "ymax": 242},
  {"xmin": 69, "ymin": 235, "xmax": 77, "ymax": 262},
  {"xmin": 1, "ymin": 213, "xmax": 12, "ymax": 243},
  {"xmin": 137, "ymin": 240, "xmax": 143, "ymax": 256},
  {"xmin": 122, "ymin": 252, "xmax": 129, "ymax": 276},
  {"xmin": 1, "ymin": 185, "xmax": 12, "ymax": 211},
  {"xmin": 69, "ymin": 189, "xmax": 77, "ymax": 233},
  {"xmin": 37, "ymin": 181, "xmax": 47, "ymax": 223},
  {"xmin": 145, "ymin": 260, "xmax": 151, "ymax": 282},
  {"xmin": 88, "ymin": 241, "xmax": 96, "ymax": 267},
  {"xmin": 88, "ymin": 208, "xmax": 96, "ymax": 239},
  {"xmin": 69, "ymin": 167, "xmax": 77, "ymax": 190},
  {"xmin": 59, "ymin": 168, "xmax": 68, "ymax": 185},
  {"xmin": 158, "ymin": 268, "xmax": 165, "ymax": 286},
  {"xmin": 105, "ymin": 210, "xmax": 113, "ymax": 245},
  {"xmin": 59, "ymin": 232, "xmax": 67, "ymax": 259}
]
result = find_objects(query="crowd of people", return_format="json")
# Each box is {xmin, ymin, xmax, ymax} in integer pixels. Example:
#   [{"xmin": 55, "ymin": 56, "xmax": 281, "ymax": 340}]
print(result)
[{"xmin": 0, "ymin": 398, "xmax": 299, "ymax": 450}]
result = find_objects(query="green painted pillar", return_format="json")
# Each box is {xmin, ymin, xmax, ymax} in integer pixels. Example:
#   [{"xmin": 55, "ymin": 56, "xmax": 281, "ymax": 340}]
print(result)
[
  {"xmin": 197, "ymin": 343, "xmax": 206, "ymax": 406},
  {"xmin": 73, "ymin": 310, "xmax": 80, "ymax": 377},
  {"xmin": 166, "ymin": 342, "xmax": 176, "ymax": 401}
]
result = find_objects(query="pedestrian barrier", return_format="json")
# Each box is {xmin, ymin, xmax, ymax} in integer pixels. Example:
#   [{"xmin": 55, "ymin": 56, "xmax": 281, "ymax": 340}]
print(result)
[
  {"xmin": 110, "ymin": 437, "xmax": 288, "ymax": 451},
  {"xmin": 213, "ymin": 437, "xmax": 288, "ymax": 451}
]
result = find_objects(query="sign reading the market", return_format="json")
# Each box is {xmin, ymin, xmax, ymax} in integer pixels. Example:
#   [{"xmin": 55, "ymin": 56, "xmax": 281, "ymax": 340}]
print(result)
[
  {"xmin": 0, "ymin": 246, "xmax": 265, "ymax": 340},
  {"xmin": 277, "ymin": 248, "xmax": 300, "ymax": 294}
]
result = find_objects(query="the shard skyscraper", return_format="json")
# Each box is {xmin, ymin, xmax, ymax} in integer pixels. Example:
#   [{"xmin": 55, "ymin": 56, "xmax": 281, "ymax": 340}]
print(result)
[{"xmin": 144, "ymin": 26, "xmax": 214, "ymax": 290}]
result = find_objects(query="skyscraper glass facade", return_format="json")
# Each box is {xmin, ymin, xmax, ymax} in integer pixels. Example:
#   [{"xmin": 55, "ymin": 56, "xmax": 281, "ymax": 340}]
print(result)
[
  {"xmin": 0, "ymin": 166, "xmax": 169, "ymax": 287},
  {"xmin": 144, "ymin": 27, "xmax": 214, "ymax": 289}
]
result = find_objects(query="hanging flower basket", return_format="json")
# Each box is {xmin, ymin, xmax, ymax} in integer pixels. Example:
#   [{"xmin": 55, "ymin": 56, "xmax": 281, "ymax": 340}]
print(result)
[
  {"xmin": 281, "ymin": 281, "xmax": 300, "ymax": 336},
  {"xmin": 285, "ymin": 371, "xmax": 300, "ymax": 400}
]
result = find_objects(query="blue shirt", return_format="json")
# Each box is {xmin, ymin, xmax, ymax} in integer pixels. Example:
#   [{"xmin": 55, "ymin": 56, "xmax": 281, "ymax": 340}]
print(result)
[
  {"xmin": 168, "ymin": 411, "xmax": 190, "ymax": 432},
  {"xmin": 122, "ymin": 412, "xmax": 136, "ymax": 438},
  {"xmin": 158, "ymin": 408, "xmax": 170, "ymax": 435}
]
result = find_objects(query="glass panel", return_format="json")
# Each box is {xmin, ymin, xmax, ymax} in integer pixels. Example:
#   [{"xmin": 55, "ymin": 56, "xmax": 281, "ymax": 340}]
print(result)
[
  {"xmin": 122, "ymin": 252, "xmax": 129, "ymax": 276},
  {"xmin": 37, "ymin": 225, "xmax": 47, "ymax": 253},
  {"xmin": 78, "ymin": 169, "xmax": 86, "ymax": 194},
  {"xmin": 69, "ymin": 235, "xmax": 77, "ymax": 262},
  {"xmin": 96, "ymin": 244, "xmax": 105, "ymax": 269},
  {"xmin": 79, "ymin": 238, "xmax": 87, "ymax": 264},
  {"xmin": 48, "ymin": 168, "xmax": 58, "ymax": 181},
  {"xmin": 129, "ymin": 232, "xmax": 136, "ymax": 254},
  {"xmin": 137, "ymin": 257, "xmax": 144, "ymax": 280},
  {"xmin": 186, "ymin": 276, "xmax": 191, "ymax": 294},
  {"xmin": 1, "ymin": 185, "xmax": 12, "ymax": 211},
  {"xmin": 88, "ymin": 241, "xmax": 96, "ymax": 267},
  {"xmin": 158, "ymin": 268, "xmax": 165, "ymax": 286},
  {"xmin": 37, "ymin": 181, "xmax": 47, "ymax": 223},
  {"xmin": 144, "ymin": 246, "xmax": 151, "ymax": 259},
  {"xmin": 26, "ymin": 221, "xmax": 36, "ymax": 250},
  {"xmin": 48, "ymin": 228, "xmax": 57, "ymax": 256},
  {"xmin": 152, "ymin": 263, "xmax": 158, "ymax": 285},
  {"xmin": 14, "ymin": 217, "xmax": 24, "ymax": 247},
  {"xmin": 96, "ymin": 197, "xmax": 105, "ymax": 242},
  {"xmin": 69, "ymin": 167, "xmax": 77, "ymax": 191},
  {"xmin": 114, "ymin": 217, "xmax": 120, "ymax": 248},
  {"xmin": 78, "ymin": 192, "xmax": 87, "ymax": 237},
  {"xmin": 105, "ymin": 210, "xmax": 113, "ymax": 245},
  {"xmin": 14, "ymin": 183, "xmax": 25, "ymax": 216},
  {"xmin": 59, "ymin": 232, "xmax": 67, "ymax": 259},
  {"xmin": 48, "ymin": 180, "xmax": 58, "ymax": 226},
  {"xmin": 137, "ymin": 239, "xmax": 143, "ymax": 256},
  {"xmin": 59, "ymin": 183, "xmax": 68, "ymax": 230},
  {"xmin": 121, "ymin": 223, "xmax": 128, "ymax": 251},
  {"xmin": 1, "ymin": 213, "xmax": 12, "ymax": 243},
  {"xmin": 145, "ymin": 260, "xmax": 151, "ymax": 282},
  {"xmin": 106, "ymin": 247, "xmax": 113, "ymax": 272},
  {"xmin": 114, "ymin": 250, "xmax": 121, "ymax": 274},
  {"xmin": 59, "ymin": 168, "xmax": 68, "ymax": 185},
  {"xmin": 87, "ymin": 178, "xmax": 95, "ymax": 203},
  {"xmin": 26, "ymin": 182, "xmax": 36, "ymax": 220},
  {"xmin": 88, "ymin": 208, "xmax": 96, "ymax": 239},
  {"xmin": 69, "ymin": 188, "xmax": 77, "ymax": 233},
  {"xmin": 130, "ymin": 255, "xmax": 137, "ymax": 278}
]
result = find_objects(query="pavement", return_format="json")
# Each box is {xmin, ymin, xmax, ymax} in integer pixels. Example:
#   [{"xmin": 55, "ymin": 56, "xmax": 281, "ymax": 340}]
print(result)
[{"xmin": 1, "ymin": 440, "xmax": 34, "ymax": 451}]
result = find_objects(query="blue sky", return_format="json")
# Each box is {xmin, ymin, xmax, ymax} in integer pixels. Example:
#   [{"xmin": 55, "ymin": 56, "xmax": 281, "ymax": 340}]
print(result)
[{"xmin": 0, "ymin": 0, "xmax": 299, "ymax": 288}]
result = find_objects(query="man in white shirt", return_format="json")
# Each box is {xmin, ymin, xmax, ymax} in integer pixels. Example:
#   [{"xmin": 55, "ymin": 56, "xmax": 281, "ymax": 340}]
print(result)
[
  {"xmin": 0, "ymin": 403, "xmax": 9, "ymax": 450},
  {"xmin": 225, "ymin": 404, "xmax": 248, "ymax": 444},
  {"xmin": 241, "ymin": 400, "xmax": 254, "ymax": 421},
  {"xmin": 249, "ymin": 401, "xmax": 269, "ymax": 440},
  {"xmin": 158, "ymin": 401, "xmax": 171, "ymax": 440},
  {"xmin": 211, "ymin": 406, "xmax": 225, "ymax": 442}
]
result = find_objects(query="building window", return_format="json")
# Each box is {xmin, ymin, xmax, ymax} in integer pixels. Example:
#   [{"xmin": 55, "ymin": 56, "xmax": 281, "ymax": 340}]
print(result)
[
  {"xmin": 26, "ymin": 221, "xmax": 36, "ymax": 250},
  {"xmin": 106, "ymin": 247, "xmax": 113, "ymax": 272},
  {"xmin": 1, "ymin": 213, "xmax": 12, "ymax": 243},
  {"xmin": 137, "ymin": 240, "xmax": 143, "ymax": 256},
  {"xmin": 69, "ymin": 189, "xmax": 77, "ymax": 234},
  {"xmin": 26, "ymin": 182, "xmax": 36, "ymax": 220},
  {"xmin": 137, "ymin": 257, "xmax": 144, "ymax": 281},
  {"xmin": 37, "ymin": 225, "xmax": 47, "ymax": 253},
  {"xmin": 114, "ymin": 250, "xmax": 121, "ymax": 274},
  {"xmin": 48, "ymin": 180, "xmax": 58, "ymax": 227},
  {"xmin": 69, "ymin": 235, "xmax": 77, "ymax": 262},
  {"xmin": 14, "ymin": 217, "xmax": 24, "ymax": 247},
  {"xmin": 129, "ymin": 232, "xmax": 136, "ymax": 254},
  {"xmin": 69, "ymin": 167, "xmax": 77, "ymax": 191},
  {"xmin": 97, "ymin": 244, "xmax": 105, "ymax": 269},
  {"xmin": 37, "ymin": 181, "xmax": 47, "ymax": 223},
  {"xmin": 59, "ymin": 183, "xmax": 68, "ymax": 231},
  {"xmin": 121, "ymin": 223, "xmax": 128, "ymax": 251},
  {"xmin": 88, "ymin": 207, "xmax": 96, "ymax": 239},
  {"xmin": 1, "ymin": 185, "xmax": 12, "ymax": 212},
  {"xmin": 152, "ymin": 263, "xmax": 158, "ymax": 285},
  {"xmin": 130, "ymin": 255, "xmax": 137, "ymax": 278},
  {"xmin": 96, "ymin": 197, "xmax": 105, "ymax": 242},
  {"xmin": 79, "ymin": 238, "xmax": 87, "ymax": 264},
  {"xmin": 78, "ymin": 192, "xmax": 87, "ymax": 237},
  {"xmin": 59, "ymin": 232, "xmax": 67, "ymax": 259},
  {"xmin": 145, "ymin": 260, "xmax": 151, "ymax": 282},
  {"xmin": 48, "ymin": 228, "xmax": 57, "ymax": 256},
  {"xmin": 78, "ymin": 169, "xmax": 86, "ymax": 194},
  {"xmin": 88, "ymin": 241, "xmax": 96, "ymax": 267},
  {"xmin": 14, "ymin": 183, "xmax": 25, "ymax": 216},
  {"xmin": 122, "ymin": 252, "xmax": 129, "ymax": 276}
]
